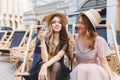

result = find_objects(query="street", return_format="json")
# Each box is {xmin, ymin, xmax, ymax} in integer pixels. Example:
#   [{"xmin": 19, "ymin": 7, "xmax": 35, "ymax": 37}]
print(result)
[{"xmin": 0, "ymin": 55, "xmax": 19, "ymax": 80}]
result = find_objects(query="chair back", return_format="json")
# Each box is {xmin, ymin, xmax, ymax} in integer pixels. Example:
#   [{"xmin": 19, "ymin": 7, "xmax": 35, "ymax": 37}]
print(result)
[
  {"xmin": 96, "ymin": 26, "xmax": 107, "ymax": 41},
  {"xmin": 10, "ymin": 31, "xmax": 28, "ymax": 48},
  {"xmin": 0, "ymin": 31, "xmax": 7, "ymax": 41},
  {"xmin": 3, "ymin": 30, "xmax": 28, "ymax": 48}
]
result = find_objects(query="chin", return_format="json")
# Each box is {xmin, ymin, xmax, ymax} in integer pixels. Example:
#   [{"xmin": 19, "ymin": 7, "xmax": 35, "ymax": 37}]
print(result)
[{"xmin": 54, "ymin": 30, "xmax": 60, "ymax": 33}]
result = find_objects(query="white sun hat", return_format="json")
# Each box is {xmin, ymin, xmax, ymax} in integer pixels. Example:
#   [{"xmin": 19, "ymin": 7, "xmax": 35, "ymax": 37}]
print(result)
[{"xmin": 80, "ymin": 9, "xmax": 102, "ymax": 28}]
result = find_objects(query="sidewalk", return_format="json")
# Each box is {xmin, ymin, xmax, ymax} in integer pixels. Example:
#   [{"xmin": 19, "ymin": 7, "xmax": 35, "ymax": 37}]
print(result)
[{"xmin": 0, "ymin": 55, "xmax": 19, "ymax": 80}]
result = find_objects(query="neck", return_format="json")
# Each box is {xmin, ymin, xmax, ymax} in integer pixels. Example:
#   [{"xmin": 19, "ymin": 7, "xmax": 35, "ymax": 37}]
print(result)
[
  {"xmin": 79, "ymin": 33, "xmax": 86, "ymax": 39},
  {"xmin": 53, "ymin": 32, "xmax": 60, "ymax": 47},
  {"xmin": 53, "ymin": 32, "xmax": 60, "ymax": 41},
  {"xmin": 79, "ymin": 30, "xmax": 88, "ymax": 38}
]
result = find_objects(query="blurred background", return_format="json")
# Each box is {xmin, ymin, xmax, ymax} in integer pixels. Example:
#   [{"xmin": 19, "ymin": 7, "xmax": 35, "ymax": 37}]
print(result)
[
  {"xmin": 0, "ymin": 0, "xmax": 120, "ymax": 44},
  {"xmin": 0, "ymin": 1, "xmax": 120, "ymax": 80}
]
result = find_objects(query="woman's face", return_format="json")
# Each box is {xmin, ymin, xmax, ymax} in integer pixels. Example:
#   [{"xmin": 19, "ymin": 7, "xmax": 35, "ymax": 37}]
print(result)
[
  {"xmin": 78, "ymin": 17, "xmax": 87, "ymax": 34},
  {"xmin": 51, "ymin": 16, "xmax": 62, "ymax": 32}
]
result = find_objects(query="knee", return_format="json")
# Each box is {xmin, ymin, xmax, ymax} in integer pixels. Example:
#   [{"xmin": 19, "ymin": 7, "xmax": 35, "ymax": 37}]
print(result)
[{"xmin": 51, "ymin": 62, "xmax": 61, "ymax": 72}]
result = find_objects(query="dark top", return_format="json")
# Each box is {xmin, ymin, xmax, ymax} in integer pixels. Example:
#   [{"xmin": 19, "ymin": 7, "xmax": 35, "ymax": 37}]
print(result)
[
  {"xmin": 32, "ymin": 37, "xmax": 68, "ymax": 67},
  {"xmin": 53, "ymin": 40, "xmax": 68, "ymax": 62}
]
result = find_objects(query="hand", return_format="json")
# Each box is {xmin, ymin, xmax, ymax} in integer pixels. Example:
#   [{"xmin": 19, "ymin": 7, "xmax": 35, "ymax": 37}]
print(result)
[
  {"xmin": 38, "ymin": 64, "xmax": 48, "ymax": 80},
  {"xmin": 110, "ymin": 75, "xmax": 115, "ymax": 80},
  {"xmin": 69, "ymin": 35, "xmax": 76, "ymax": 48},
  {"xmin": 109, "ymin": 72, "xmax": 115, "ymax": 80},
  {"xmin": 38, "ymin": 29, "xmax": 45, "ymax": 41},
  {"xmin": 110, "ymin": 77, "xmax": 114, "ymax": 80}
]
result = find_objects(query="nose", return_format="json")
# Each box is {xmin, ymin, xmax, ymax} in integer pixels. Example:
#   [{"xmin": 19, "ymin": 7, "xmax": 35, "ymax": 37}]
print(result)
[{"xmin": 55, "ymin": 22, "xmax": 59, "ymax": 26}]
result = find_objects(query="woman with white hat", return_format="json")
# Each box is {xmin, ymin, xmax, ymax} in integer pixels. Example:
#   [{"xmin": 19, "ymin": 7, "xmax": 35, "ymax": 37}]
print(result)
[{"xmin": 69, "ymin": 9, "xmax": 114, "ymax": 80}]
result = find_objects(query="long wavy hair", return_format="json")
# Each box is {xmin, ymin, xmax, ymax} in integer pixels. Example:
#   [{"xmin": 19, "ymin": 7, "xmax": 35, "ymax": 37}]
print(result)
[
  {"xmin": 79, "ymin": 14, "xmax": 98, "ymax": 50},
  {"xmin": 45, "ymin": 15, "xmax": 69, "ymax": 58}
]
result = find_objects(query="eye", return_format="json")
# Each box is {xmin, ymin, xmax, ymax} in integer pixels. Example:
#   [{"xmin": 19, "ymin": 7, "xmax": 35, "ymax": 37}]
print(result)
[
  {"xmin": 52, "ymin": 21, "xmax": 56, "ymax": 24},
  {"xmin": 78, "ymin": 21, "xmax": 80, "ymax": 24},
  {"xmin": 58, "ymin": 21, "xmax": 62, "ymax": 24}
]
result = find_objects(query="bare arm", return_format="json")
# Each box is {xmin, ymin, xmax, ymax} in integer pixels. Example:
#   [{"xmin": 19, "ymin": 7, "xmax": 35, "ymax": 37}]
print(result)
[
  {"xmin": 44, "ymin": 49, "xmax": 66, "ymax": 67},
  {"xmin": 99, "ymin": 57, "xmax": 114, "ymax": 80},
  {"xmin": 68, "ymin": 36, "xmax": 76, "ymax": 61},
  {"xmin": 38, "ymin": 30, "xmax": 48, "ymax": 62},
  {"xmin": 43, "ymin": 43, "xmax": 68, "ymax": 67},
  {"xmin": 68, "ymin": 46, "xmax": 75, "ymax": 61},
  {"xmin": 41, "ymin": 41, "xmax": 48, "ymax": 62},
  {"xmin": 97, "ymin": 36, "xmax": 114, "ymax": 80}
]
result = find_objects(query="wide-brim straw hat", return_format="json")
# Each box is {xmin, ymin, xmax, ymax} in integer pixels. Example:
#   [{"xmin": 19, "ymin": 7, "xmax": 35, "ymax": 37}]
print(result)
[
  {"xmin": 42, "ymin": 12, "xmax": 67, "ymax": 25},
  {"xmin": 80, "ymin": 9, "xmax": 102, "ymax": 28}
]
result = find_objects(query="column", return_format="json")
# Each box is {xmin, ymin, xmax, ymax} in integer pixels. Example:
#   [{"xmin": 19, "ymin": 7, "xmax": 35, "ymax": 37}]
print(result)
[
  {"xmin": 106, "ymin": 0, "xmax": 118, "ymax": 44},
  {"xmin": 118, "ymin": 0, "xmax": 120, "ymax": 31}
]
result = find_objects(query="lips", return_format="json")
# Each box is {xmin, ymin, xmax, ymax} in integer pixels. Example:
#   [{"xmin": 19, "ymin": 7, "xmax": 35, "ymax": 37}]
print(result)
[{"xmin": 54, "ymin": 26, "xmax": 61, "ymax": 29}]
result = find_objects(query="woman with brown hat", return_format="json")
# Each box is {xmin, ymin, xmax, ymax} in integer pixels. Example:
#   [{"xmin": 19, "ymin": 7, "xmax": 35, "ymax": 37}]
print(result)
[
  {"xmin": 30, "ymin": 12, "xmax": 70, "ymax": 80},
  {"xmin": 69, "ymin": 9, "xmax": 114, "ymax": 80}
]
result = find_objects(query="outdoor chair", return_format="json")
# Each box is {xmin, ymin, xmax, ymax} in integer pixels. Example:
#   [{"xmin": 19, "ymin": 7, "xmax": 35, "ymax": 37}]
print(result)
[
  {"xmin": 0, "ymin": 30, "xmax": 28, "ymax": 55},
  {"xmin": 0, "ymin": 31, "xmax": 7, "ymax": 41},
  {"xmin": 10, "ymin": 36, "xmax": 36, "ymax": 69},
  {"xmin": 96, "ymin": 24, "xmax": 120, "ymax": 73},
  {"xmin": 13, "ymin": 26, "xmax": 40, "ymax": 79},
  {"xmin": 0, "ymin": 31, "xmax": 8, "ymax": 48}
]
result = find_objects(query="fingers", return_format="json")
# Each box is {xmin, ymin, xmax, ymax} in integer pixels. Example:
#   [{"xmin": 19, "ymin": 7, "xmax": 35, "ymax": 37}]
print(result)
[
  {"xmin": 38, "ymin": 30, "xmax": 45, "ymax": 41},
  {"xmin": 38, "ymin": 73, "xmax": 44, "ymax": 80},
  {"xmin": 45, "ymin": 75, "xmax": 48, "ymax": 80},
  {"xmin": 38, "ymin": 71, "xmax": 48, "ymax": 80},
  {"xmin": 69, "ymin": 39, "xmax": 76, "ymax": 49},
  {"xmin": 38, "ymin": 74, "xmax": 48, "ymax": 80},
  {"xmin": 38, "ymin": 29, "xmax": 43, "ymax": 36}
]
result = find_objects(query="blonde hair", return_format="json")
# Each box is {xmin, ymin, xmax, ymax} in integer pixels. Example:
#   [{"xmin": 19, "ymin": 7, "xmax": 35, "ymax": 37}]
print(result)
[{"xmin": 45, "ymin": 15, "xmax": 69, "ymax": 58}]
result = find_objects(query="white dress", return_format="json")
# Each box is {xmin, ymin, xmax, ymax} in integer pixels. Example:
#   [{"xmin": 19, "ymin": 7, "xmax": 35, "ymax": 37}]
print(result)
[{"xmin": 70, "ymin": 36, "xmax": 112, "ymax": 80}]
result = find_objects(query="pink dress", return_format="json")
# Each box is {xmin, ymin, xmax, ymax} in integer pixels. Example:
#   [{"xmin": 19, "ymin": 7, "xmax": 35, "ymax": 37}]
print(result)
[{"xmin": 70, "ymin": 36, "xmax": 111, "ymax": 80}]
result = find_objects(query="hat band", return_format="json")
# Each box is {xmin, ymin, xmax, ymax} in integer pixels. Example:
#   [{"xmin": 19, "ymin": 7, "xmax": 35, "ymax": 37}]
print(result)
[{"xmin": 85, "ymin": 12, "xmax": 99, "ymax": 27}]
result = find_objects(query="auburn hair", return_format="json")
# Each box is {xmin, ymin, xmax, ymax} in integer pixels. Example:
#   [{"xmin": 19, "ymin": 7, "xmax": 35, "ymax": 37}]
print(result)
[{"xmin": 80, "ymin": 14, "xmax": 98, "ymax": 50}]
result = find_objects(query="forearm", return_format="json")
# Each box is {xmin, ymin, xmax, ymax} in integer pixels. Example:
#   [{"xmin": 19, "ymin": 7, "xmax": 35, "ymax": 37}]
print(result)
[
  {"xmin": 102, "ymin": 64, "xmax": 114, "ymax": 79},
  {"xmin": 41, "ymin": 41, "xmax": 48, "ymax": 62},
  {"xmin": 68, "ymin": 46, "xmax": 75, "ymax": 61},
  {"xmin": 99, "ymin": 57, "xmax": 114, "ymax": 79},
  {"xmin": 100, "ymin": 59, "xmax": 114, "ymax": 80},
  {"xmin": 44, "ymin": 50, "xmax": 65, "ymax": 67}
]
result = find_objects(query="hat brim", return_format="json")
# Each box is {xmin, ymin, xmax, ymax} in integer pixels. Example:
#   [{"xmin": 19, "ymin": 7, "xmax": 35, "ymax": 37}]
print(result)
[
  {"xmin": 80, "ymin": 11, "xmax": 96, "ymax": 28},
  {"xmin": 43, "ymin": 12, "xmax": 67, "ymax": 25}
]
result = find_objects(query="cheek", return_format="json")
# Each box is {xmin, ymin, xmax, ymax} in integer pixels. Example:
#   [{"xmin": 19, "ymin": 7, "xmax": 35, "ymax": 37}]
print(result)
[
  {"xmin": 59, "ymin": 26, "xmax": 62, "ymax": 30},
  {"xmin": 80, "ymin": 25, "xmax": 86, "ymax": 30},
  {"xmin": 79, "ymin": 26, "xmax": 87, "ymax": 33},
  {"xmin": 57, "ymin": 26, "xmax": 62, "ymax": 31}
]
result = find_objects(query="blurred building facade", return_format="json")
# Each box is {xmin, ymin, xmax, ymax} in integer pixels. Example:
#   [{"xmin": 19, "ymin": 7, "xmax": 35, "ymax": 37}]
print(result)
[
  {"xmin": 24, "ymin": 0, "xmax": 119, "ymax": 44},
  {"xmin": 118, "ymin": 0, "xmax": 120, "ymax": 31},
  {"xmin": 117, "ymin": 0, "xmax": 120, "ymax": 45},
  {"xmin": 24, "ymin": 0, "xmax": 69, "ymax": 28},
  {"xmin": 0, "ymin": 0, "xmax": 32, "ymax": 30}
]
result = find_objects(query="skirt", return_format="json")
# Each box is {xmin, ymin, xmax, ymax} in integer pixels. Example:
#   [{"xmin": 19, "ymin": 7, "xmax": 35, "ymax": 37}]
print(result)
[
  {"xmin": 24, "ymin": 61, "xmax": 71, "ymax": 80},
  {"xmin": 70, "ymin": 63, "xmax": 110, "ymax": 80}
]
